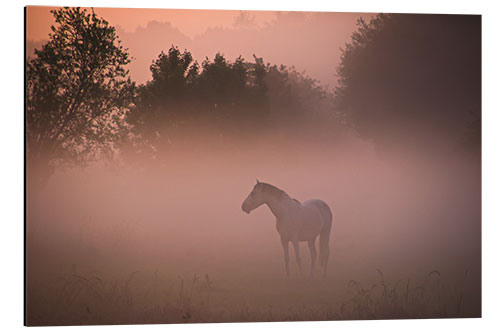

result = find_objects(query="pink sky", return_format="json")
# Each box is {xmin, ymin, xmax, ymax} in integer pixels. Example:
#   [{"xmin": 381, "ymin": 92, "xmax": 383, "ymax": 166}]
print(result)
[
  {"xmin": 27, "ymin": 6, "xmax": 277, "ymax": 40},
  {"xmin": 26, "ymin": 6, "xmax": 371, "ymax": 85}
]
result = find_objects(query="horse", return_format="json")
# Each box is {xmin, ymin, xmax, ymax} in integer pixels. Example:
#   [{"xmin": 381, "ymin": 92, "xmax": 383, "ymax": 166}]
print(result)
[{"xmin": 241, "ymin": 180, "xmax": 333, "ymax": 277}]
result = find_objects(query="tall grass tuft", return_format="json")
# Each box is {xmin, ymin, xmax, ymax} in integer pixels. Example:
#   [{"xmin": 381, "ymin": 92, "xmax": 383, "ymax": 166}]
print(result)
[{"xmin": 338, "ymin": 269, "xmax": 469, "ymax": 320}]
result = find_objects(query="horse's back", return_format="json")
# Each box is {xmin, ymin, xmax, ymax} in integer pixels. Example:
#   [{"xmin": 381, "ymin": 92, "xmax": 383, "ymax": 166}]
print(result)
[
  {"xmin": 302, "ymin": 199, "xmax": 333, "ymax": 225},
  {"xmin": 294, "ymin": 199, "xmax": 332, "ymax": 241}
]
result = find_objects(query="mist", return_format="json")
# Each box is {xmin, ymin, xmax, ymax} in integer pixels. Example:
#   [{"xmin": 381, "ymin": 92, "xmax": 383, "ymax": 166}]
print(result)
[
  {"xmin": 115, "ymin": 11, "xmax": 373, "ymax": 86},
  {"xmin": 26, "ymin": 130, "xmax": 481, "ymax": 324},
  {"xmin": 26, "ymin": 7, "xmax": 372, "ymax": 86}
]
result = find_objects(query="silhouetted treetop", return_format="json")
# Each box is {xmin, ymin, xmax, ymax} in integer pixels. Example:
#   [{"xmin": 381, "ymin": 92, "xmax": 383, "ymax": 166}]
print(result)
[
  {"xmin": 26, "ymin": 7, "xmax": 135, "ymax": 188},
  {"xmin": 127, "ymin": 46, "xmax": 338, "ymax": 158},
  {"xmin": 335, "ymin": 14, "xmax": 481, "ymax": 153}
]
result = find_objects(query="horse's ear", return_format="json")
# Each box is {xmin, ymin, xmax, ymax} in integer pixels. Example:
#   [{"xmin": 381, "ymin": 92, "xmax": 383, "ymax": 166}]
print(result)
[{"xmin": 256, "ymin": 179, "xmax": 260, "ymax": 185}]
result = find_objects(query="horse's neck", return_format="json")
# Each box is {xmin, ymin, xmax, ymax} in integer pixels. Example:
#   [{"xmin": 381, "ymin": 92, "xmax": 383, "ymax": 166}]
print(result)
[{"xmin": 265, "ymin": 194, "xmax": 296, "ymax": 219}]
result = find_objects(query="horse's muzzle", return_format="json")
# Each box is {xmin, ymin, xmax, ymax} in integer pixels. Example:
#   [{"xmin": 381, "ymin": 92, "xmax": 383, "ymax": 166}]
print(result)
[{"xmin": 241, "ymin": 204, "xmax": 250, "ymax": 214}]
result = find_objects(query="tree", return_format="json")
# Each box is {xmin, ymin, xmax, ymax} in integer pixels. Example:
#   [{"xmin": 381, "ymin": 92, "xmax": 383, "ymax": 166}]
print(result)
[
  {"xmin": 129, "ymin": 47, "xmax": 270, "ymax": 156},
  {"xmin": 264, "ymin": 63, "xmax": 333, "ymax": 128},
  {"xmin": 196, "ymin": 53, "xmax": 269, "ymax": 125},
  {"xmin": 127, "ymin": 46, "xmax": 199, "ymax": 152},
  {"xmin": 26, "ymin": 7, "xmax": 135, "ymax": 188},
  {"xmin": 232, "ymin": 11, "xmax": 258, "ymax": 30},
  {"xmin": 128, "ymin": 46, "xmax": 341, "ymax": 160},
  {"xmin": 334, "ymin": 14, "xmax": 481, "ymax": 153}
]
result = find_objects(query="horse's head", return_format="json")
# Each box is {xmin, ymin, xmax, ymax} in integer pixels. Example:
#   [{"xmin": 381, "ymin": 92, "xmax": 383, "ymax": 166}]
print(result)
[{"xmin": 241, "ymin": 179, "xmax": 266, "ymax": 214}]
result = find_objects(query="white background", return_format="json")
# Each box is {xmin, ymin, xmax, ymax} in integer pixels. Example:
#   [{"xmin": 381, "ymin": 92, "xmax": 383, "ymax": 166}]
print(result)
[{"xmin": 2, "ymin": 0, "xmax": 498, "ymax": 331}]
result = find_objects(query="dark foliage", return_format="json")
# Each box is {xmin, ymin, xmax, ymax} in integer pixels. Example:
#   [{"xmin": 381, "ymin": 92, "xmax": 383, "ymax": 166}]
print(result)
[
  {"xmin": 26, "ymin": 7, "xmax": 135, "ymax": 188},
  {"xmin": 128, "ymin": 46, "xmax": 336, "ymax": 157},
  {"xmin": 335, "ymin": 14, "xmax": 481, "ymax": 153}
]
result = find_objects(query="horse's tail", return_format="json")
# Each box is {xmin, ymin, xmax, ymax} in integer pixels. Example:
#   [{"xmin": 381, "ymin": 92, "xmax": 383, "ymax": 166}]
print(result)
[{"xmin": 318, "ymin": 202, "xmax": 333, "ymax": 270}]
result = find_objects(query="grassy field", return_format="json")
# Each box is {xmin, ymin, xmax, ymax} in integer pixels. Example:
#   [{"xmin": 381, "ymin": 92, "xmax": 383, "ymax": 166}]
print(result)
[
  {"xmin": 25, "ymin": 150, "xmax": 481, "ymax": 326},
  {"xmin": 26, "ymin": 263, "xmax": 477, "ymax": 326}
]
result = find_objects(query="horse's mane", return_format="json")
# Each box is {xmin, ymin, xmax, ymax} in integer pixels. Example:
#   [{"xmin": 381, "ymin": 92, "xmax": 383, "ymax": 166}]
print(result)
[{"xmin": 260, "ymin": 183, "xmax": 301, "ymax": 204}]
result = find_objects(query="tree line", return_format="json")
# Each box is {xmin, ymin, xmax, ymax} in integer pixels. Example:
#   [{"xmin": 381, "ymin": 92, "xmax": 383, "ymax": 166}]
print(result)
[{"xmin": 26, "ymin": 8, "xmax": 481, "ymax": 188}]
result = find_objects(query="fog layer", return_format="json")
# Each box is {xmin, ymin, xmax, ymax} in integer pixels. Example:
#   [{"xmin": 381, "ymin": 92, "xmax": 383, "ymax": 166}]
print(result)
[{"xmin": 27, "ymin": 133, "xmax": 481, "ymax": 322}]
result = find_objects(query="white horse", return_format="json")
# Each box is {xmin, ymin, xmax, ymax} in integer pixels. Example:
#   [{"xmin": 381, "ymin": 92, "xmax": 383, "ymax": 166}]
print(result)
[{"xmin": 242, "ymin": 180, "xmax": 333, "ymax": 277}]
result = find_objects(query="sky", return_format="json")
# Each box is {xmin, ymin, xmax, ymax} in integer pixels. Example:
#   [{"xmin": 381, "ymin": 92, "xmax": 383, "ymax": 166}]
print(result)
[
  {"xmin": 26, "ymin": 6, "xmax": 277, "ymax": 40},
  {"xmin": 26, "ymin": 6, "xmax": 372, "ymax": 86}
]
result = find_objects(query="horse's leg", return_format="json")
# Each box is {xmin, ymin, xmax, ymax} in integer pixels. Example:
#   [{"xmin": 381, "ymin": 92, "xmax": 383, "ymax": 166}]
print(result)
[
  {"xmin": 323, "ymin": 253, "xmax": 329, "ymax": 278},
  {"xmin": 307, "ymin": 239, "xmax": 317, "ymax": 278},
  {"xmin": 292, "ymin": 240, "xmax": 303, "ymax": 276},
  {"xmin": 280, "ymin": 237, "xmax": 290, "ymax": 277},
  {"xmin": 322, "ymin": 246, "xmax": 329, "ymax": 278}
]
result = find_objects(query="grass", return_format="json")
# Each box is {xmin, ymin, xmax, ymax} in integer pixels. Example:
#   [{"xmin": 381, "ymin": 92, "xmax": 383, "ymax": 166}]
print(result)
[
  {"xmin": 338, "ymin": 269, "xmax": 470, "ymax": 320},
  {"xmin": 27, "ymin": 270, "xmax": 216, "ymax": 325},
  {"xmin": 26, "ymin": 268, "xmax": 473, "ymax": 326}
]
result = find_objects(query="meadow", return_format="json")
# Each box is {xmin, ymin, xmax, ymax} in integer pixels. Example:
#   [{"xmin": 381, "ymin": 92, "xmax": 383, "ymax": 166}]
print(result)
[{"xmin": 26, "ymin": 140, "xmax": 481, "ymax": 325}]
